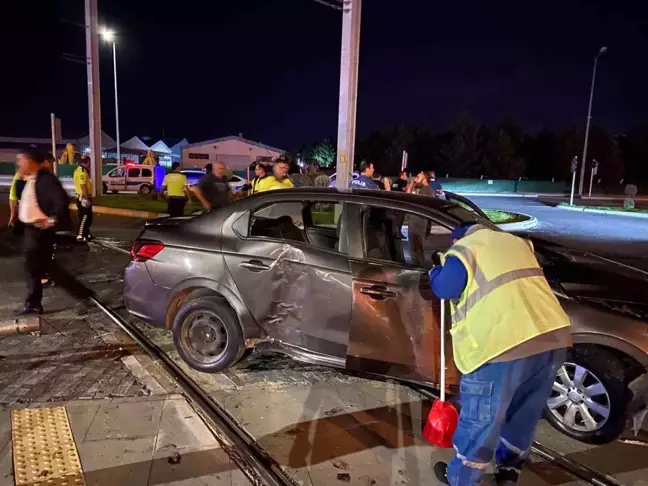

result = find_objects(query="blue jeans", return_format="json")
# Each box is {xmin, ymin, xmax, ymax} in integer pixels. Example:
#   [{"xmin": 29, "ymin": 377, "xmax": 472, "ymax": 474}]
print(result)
[{"xmin": 447, "ymin": 349, "xmax": 566, "ymax": 486}]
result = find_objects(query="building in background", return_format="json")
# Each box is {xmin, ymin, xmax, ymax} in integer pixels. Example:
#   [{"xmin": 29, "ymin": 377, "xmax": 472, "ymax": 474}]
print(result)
[{"xmin": 181, "ymin": 135, "xmax": 285, "ymax": 171}]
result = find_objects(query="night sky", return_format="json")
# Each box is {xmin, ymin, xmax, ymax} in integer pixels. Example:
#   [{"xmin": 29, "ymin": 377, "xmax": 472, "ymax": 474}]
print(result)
[{"xmin": 1, "ymin": 0, "xmax": 647, "ymax": 152}]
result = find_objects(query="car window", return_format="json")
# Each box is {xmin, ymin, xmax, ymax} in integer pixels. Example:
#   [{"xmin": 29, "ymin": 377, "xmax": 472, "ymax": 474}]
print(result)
[
  {"xmin": 110, "ymin": 168, "xmax": 125, "ymax": 177},
  {"xmin": 362, "ymin": 207, "xmax": 452, "ymax": 269},
  {"xmin": 127, "ymin": 168, "xmax": 140, "ymax": 178},
  {"xmin": 249, "ymin": 201, "xmax": 347, "ymax": 254},
  {"xmin": 141, "ymin": 168, "xmax": 152, "ymax": 178},
  {"xmin": 311, "ymin": 202, "xmax": 341, "ymax": 228}
]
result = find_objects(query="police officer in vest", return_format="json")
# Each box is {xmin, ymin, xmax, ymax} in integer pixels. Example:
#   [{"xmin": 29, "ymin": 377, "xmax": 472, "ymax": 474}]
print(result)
[
  {"xmin": 73, "ymin": 156, "xmax": 93, "ymax": 242},
  {"xmin": 429, "ymin": 222, "xmax": 571, "ymax": 486},
  {"xmin": 162, "ymin": 162, "xmax": 189, "ymax": 217}
]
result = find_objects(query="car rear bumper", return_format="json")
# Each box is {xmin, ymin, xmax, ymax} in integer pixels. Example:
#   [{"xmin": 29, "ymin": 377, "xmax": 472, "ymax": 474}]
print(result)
[{"xmin": 124, "ymin": 261, "xmax": 169, "ymax": 328}]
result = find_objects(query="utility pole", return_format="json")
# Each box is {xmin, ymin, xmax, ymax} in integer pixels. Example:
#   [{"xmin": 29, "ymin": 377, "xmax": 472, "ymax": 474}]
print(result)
[
  {"xmin": 578, "ymin": 47, "xmax": 607, "ymax": 195},
  {"xmin": 335, "ymin": 0, "xmax": 362, "ymax": 190},
  {"xmin": 85, "ymin": 0, "xmax": 102, "ymax": 197}
]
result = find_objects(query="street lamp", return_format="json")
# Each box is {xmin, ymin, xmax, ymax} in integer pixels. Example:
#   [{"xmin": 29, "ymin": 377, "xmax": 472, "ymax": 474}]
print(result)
[
  {"xmin": 101, "ymin": 28, "xmax": 121, "ymax": 165},
  {"xmin": 578, "ymin": 46, "xmax": 607, "ymax": 196}
]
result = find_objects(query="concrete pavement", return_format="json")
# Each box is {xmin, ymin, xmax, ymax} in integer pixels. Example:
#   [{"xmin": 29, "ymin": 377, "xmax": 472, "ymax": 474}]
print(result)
[{"xmin": 0, "ymin": 233, "xmax": 252, "ymax": 486}]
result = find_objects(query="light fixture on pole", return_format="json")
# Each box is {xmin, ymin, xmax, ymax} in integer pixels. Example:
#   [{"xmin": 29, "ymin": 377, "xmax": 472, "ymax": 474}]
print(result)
[
  {"xmin": 101, "ymin": 28, "xmax": 121, "ymax": 165},
  {"xmin": 578, "ymin": 46, "xmax": 607, "ymax": 196}
]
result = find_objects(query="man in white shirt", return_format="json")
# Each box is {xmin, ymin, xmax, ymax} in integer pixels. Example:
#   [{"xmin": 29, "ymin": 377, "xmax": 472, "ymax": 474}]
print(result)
[{"xmin": 14, "ymin": 150, "xmax": 71, "ymax": 315}]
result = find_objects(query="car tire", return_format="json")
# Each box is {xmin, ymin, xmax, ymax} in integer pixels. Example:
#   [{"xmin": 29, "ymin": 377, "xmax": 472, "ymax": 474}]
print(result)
[
  {"xmin": 172, "ymin": 296, "xmax": 245, "ymax": 374},
  {"xmin": 544, "ymin": 346, "xmax": 631, "ymax": 444},
  {"xmin": 102, "ymin": 183, "xmax": 108, "ymax": 194},
  {"xmin": 111, "ymin": 190, "xmax": 118, "ymax": 194},
  {"xmin": 139, "ymin": 184, "xmax": 153, "ymax": 196}
]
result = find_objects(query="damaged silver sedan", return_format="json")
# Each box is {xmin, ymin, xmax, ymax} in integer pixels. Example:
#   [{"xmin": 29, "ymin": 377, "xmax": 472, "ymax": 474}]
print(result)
[{"xmin": 123, "ymin": 188, "xmax": 648, "ymax": 444}]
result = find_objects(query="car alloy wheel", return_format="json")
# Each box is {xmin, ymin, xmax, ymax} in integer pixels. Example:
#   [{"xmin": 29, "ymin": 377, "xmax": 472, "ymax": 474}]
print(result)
[
  {"xmin": 140, "ymin": 185, "xmax": 152, "ymax": 195},
  {"xmin": 547, "ymin": 362, "xmax": 611, "ymax": 433},
  {"xmin": 181, "ymin": 311, "xmax": 229, "ymax": 364}
]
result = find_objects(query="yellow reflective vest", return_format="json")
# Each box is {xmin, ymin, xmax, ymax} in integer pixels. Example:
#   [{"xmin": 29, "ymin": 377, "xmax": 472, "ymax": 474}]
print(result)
[
  {"xmin": 255, "ymin": 175, "xmax": 294, "ymax": 192},
  {"xmin": 443, "ymin": 225, "xmax": 570, "ymax": 374},
  {"xmin": 73, "ymin": 165, "xmax": 92, "ymax": 197}
]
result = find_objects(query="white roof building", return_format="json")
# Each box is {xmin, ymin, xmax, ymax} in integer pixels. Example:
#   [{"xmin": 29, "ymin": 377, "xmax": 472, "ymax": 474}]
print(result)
[{"xmin": 181, "ymin": 135, "xmax": 286, "ymax": 170}]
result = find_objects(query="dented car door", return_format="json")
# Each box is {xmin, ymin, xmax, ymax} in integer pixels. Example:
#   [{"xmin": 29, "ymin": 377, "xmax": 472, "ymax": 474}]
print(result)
[{"xmin": 223, "ymin": 200, "xmax": 353, "ymax": 359}]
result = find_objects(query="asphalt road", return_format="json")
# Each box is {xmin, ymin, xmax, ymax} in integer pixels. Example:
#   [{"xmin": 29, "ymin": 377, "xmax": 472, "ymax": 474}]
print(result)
[{"xmin": 471, "ymin": 195, "xmax": 648, "ymax": 269}]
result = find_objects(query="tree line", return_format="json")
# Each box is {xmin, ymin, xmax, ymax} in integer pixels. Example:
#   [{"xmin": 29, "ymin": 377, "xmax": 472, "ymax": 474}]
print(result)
[{"xmin": 298, "ymin": 115, "xmax": 648, "ymax": 187}]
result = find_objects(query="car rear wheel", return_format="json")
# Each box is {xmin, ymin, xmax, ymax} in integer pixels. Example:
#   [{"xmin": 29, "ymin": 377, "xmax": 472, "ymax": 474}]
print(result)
[
  {"xmin": 172, "ymin": 296, "xmax": 245, "ymax": 373},
  {"xmin": 544, "ymin": 347, "xmax": 631, "ymax": 444}
]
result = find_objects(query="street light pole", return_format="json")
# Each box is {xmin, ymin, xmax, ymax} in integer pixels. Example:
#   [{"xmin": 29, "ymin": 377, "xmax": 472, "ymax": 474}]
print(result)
[
  {"xmin": 85, "ymin": 0, "xmax": 102, "ymax": 198},
  {"xmin": 101, "ymin": 30, "xmax": 120, "ymax": 165},
  {"xmin": 112, "ymin": 41, "xmax": 121, "ymax": 164},
  {"xmin": 578, "ymin": 46, "xmax": 607, "ymax": 196},
  {"xmin": 335, "ymin": 0, "xmax": 362, "ymax": 190}
]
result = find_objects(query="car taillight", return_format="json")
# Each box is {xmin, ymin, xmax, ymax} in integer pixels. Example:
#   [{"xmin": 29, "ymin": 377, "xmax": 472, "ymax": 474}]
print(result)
[{"xmin": 130, "ymin": 240, "xmax": 165, "ymax": 262}]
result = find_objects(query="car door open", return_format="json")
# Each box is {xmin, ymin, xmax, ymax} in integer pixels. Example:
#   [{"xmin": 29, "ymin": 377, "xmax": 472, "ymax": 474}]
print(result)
[{"xmin": 345, "ymin": 204, "xmax": 461, "ymax": 388}]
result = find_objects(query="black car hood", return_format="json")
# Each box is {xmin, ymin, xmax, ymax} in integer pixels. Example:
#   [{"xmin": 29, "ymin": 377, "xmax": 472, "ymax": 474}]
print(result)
[{"xmin": 531, "ymin": 238, "xmax": 648, "ymax": 314}]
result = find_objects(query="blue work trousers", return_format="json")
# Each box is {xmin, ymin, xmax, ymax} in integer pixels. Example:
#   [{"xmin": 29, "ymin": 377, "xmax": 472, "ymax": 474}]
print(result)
[{"xmin": 447, "ymin": 349, "xmax": 566, "ymax": 486}]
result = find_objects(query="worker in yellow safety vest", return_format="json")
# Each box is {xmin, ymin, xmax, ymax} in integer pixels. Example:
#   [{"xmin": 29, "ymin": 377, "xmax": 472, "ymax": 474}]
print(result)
[
  {"xmin": 162, "ymin": 162, "xmax": 189, "ymax": 217},
  {"xmin": 254, "ymin": 161, "xmax": 294, "ymax": 192},
  {"xmin": 249, "ymin": 163, "xmax": 268, "ymax": 194},
  {"xmin": 428, "ymin": 223, "xmax": 571, "ymax": 486},
  {"xmin": 73, "ymin": 156, "xmax": 93, "ymax": 242}
]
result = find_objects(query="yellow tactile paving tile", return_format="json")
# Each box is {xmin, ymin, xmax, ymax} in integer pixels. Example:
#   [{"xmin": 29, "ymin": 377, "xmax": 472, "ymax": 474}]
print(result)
[{"xmin": 11, "ymin": 407, "xmax": 86, "ymax": 486}]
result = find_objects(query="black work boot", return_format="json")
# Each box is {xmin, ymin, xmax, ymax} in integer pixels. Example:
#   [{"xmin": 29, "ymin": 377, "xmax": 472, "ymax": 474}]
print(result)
[
  {"xmin": 495, "ymin": 467, "xmax": 519, "ymax": 485},
  {"xmin": 13, "ymin": 305, "xmax": 43, "ymax": 316},
  {"xmin": 433, "ymin": 462, "xmax": 450, "ymax": 485}
]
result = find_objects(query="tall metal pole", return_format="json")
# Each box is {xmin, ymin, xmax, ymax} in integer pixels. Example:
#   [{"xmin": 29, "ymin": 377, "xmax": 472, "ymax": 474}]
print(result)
[
  {"xmin": 335, "ymin": 0, "xmax": 362, "ymax": 190},
  {"xmin": 85, "ymin": 0, "xmax": 102, "ymax": 198},
  {"xmin": 50, "ymin": 113, "xmax": 58, "ymax": 176},
  {"xmin": 112, "ymin": 41, "xmax": 121, "ymax": 165},
  {"xmin": 578, "ymin": 47, "xmax": 607, "ymax": 195}
]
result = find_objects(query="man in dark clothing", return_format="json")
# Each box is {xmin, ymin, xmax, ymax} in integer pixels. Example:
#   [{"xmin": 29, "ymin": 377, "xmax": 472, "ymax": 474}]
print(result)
[
  {"xmin": 407, "ymin": 171, "xmax": 436, "ymax": 266},
  {"xmin": 391, "ymin": 170, "xmax": 408, "ymax": 192},
  {"xmin": 192, "ymin": 161, "xmax": 231, "ymax": 211},
  {"xmin": 389, "ymin": 171, "xmax": 409, "ymax": 237},
  {"xmin": 14, "ymin": 150, "xmax": 71, "ymax": 315}
]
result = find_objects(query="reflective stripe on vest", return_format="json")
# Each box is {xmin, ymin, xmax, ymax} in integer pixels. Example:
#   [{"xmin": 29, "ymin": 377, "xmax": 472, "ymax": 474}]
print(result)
[{"xmin": 443, "ymin": 227, "xmax": 570, "ymax": 374}]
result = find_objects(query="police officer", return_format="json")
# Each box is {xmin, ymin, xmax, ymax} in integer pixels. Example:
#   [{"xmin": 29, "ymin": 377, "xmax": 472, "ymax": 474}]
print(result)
[
  {"xmin": 429, "ymin": 223, "xmax": 571, "ymax": 486},
  {"xmin": 250, "ymin": 163, "xmax": 268, "ymax": 194},
  {"xmin": 162, "ymin": 162, "xmax": 188, "ymax": 217},
  {"xmin": 73, "ymin": 156, "xmax": 93, "ymax": 242}
]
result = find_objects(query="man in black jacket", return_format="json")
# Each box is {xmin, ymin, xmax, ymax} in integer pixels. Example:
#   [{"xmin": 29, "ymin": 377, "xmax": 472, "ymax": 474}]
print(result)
[{"xmin": 14, "ymin": 150, "xmax": 71, "ymax": 315}]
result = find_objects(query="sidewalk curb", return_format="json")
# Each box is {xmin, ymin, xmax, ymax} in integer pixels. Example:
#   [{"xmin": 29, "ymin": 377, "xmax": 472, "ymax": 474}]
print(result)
[
  {"xmin": 69, "ymin": 203, "xmax": 164, "ymax": 219},
  {"xmin": 557, "ymin": 204, "xmax": 648, "ymax": 219},
  {"xmin": 497, "ymin": 215, "xmax": 538, "ymax": 231}
]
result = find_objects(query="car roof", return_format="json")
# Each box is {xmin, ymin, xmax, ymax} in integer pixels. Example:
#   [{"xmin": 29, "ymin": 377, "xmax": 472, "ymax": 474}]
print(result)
[{"xmin": 230, "ymin": 187, "xmax": 459, "ymax": 213}]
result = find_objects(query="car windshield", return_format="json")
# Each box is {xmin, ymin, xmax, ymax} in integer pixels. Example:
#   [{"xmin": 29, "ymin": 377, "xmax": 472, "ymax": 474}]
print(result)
[{"xmin": 446, "ymin": 205, "xmax": 488, "ymax": 225}]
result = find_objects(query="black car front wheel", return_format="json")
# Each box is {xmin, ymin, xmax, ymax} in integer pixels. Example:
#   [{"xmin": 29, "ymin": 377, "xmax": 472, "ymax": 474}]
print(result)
[
  {"xmin": 172, "ymin": 296, "xmax": 245, "ymax": 373},
  {"xmin": 544, "ymin": 347, "xmax": 631, "ymax": 444}
]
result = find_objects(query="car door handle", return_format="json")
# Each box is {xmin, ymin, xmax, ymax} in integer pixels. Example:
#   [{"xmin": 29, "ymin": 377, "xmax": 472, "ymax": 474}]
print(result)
[
  {"xmin": 239, "ymin": 260, "xmax": 270, "ymax": 272},
  {"xmin": 360, "ymin": 285, "xmax": 396, "ymax": 300}
]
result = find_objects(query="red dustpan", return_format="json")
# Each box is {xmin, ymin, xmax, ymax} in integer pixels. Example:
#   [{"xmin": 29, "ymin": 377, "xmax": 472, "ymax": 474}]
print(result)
[{"xmin": 423, "ymin": 299, "xmax": 459, "ymax": 448}]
